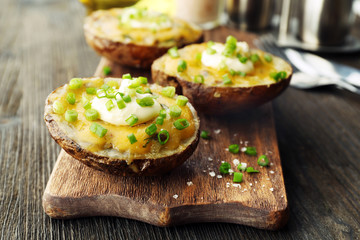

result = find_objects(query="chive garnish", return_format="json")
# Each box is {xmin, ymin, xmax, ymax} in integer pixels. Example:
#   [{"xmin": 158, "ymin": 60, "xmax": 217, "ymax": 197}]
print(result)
[
  {"xmin": 257, "ymin": 155, "xmax": 270, "ymax": 166},
  {"xmin": 65, "ymin": 110, "xmax": 78, "ymax": 122},
  {"xmin": 158, "ymin": 129, "xmax": 170, "ymax": 145},
  {"xmin": 127, "ymin": 133, "xmax": 137, "ymax": 144},
  {"xmin": 229, "ymin": 144, "xmax": 240, "ymax": 154},
  {"xmin": 85, "ymin": 109, "xmax": 99, "ymax": 121},
  {"xmin": 244, "ymin": 147, "xmax": 257, "ymax": 156},
  {"xmin": 233, "ymin": 172, "xmax": 243, "ymax": 183},
  {"xmin": 200, "ymin": 130, "xmax": 210, "ymax": 139},
  {"xmin": 90, "ymin": 123, "xmax": 108, "ymax": 138},
  {"xmin": 173, "ymin": 119, "xmax": 189, "ymax": 130},
  {"xmin": 219, "ymin": 162, "xmax": 231, "ymax": 174}
]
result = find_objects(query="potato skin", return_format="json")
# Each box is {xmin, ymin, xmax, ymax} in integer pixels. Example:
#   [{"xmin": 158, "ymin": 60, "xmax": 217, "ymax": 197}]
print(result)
[
  {"xmin": 152, "ymin": 68, "xmax": 291, "ymax": 114},
  {"xmin": 44, "ymin": 86, "xmax": 200, "ymax": 176},
  {"xmin": 83, "ymin": 13, "xmax": 203, "ymax": 69}
]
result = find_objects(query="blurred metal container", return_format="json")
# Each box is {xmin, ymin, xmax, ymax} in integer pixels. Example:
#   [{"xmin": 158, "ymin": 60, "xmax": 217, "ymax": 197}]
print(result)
[
  {"xmin": 298, "ymin": 0, "xmax": 355, "ymax": 46},
  {"xmin": 226, "ymin": 0, "xmax": 275, "ymax": 30}
]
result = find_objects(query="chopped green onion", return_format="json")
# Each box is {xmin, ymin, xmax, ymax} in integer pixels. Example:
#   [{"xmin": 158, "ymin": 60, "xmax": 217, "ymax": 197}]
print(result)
[
  {"xmin": 246, "ymin": 167, "xmax": 259, "ymax": 173},
  {"xmin": 106, "ymin": 88, "xmax": 116, "ymax": 98},
  {"xmin": 122, "ymin": 73, "xmax": 132, "ymax": 79},
  {"xmin": 144, "ymin": 88, "xmax": 151, "ymax": 94},
  {"xmin": 257, "ymin": 155, "xmax": 270, "ymax": 166},
  {"xmin": 173, "ymin": 119, "xmax": 189, "ymax": 130},
  {"xmin": 116, "ymin": 99, "xmax": 126, "ymax": 109},
  {"xmin": 233, "ymin": 172, "xmax": 243, "ymax": 183},
  {"xmin": 195, "ymin": 53, "xmax": 202, "ymax": 62},
  {"xmin": 158, "ymin": 129, "xmax": 170, "ymax": 145},
  {"xmin": 229, "ymin": 69, "xmax": 236, "ymax": 76},
  {"xmin": 86, "ymin": 87, "xmax": 97, "ymax": 95},
  {"xmin": 103, "ymin": 66, "xmax": 112, "ymax": 76},
  {"xmin": 159, "ymin": 109, "xmax": 167, "ymax": 118},
  {"xmin": 127, "ymin": 88, "xmax": 136, "ymax": 97},
  {"xmin": 105, "ymin": 100, "xmax": 114, "ymax": 111},
  {"xmin": 223, "ymin": 35, "xmax": 237, "ymax": 57},
  {"xmin": 83, "ymin": 101, "xmax": 91, "ymax": 110},
  {"xmin": 52, "ymin": 100, "xmax": 65, "ymax": 114},
  {"xmin": 239, "ymin": 56, "xmax": 248, "ymax": 63},
  {"xmin": 219, "ymin": 162, "xmax": 231, "ymax": 174},
  {"xmin": 128, "ymin": 78, "xmax": 141, "ymax": 89},
  {"xmin": 264, "ymin": 54, "xmax": 273, "ymax": 62},
  {"xmin": 168, "ymin": 46, "xmax": 179, "ymax": 58},
  {"xmin": 222, "ymin": 74, "xmax": 232, "ymax": 85},
  {"xmin": 200, "ymin": 130, "xmax": 210, "ymax": 139},
  {"xmin": 229, "ymin": 144, "xmax": 239, "ymax": 154},
  {"xmin": 237, "ymin": 163, "xmax": 247, "ymax": 171},
  {"xmin": 85, "ymin": 109, "xmax": 99, "ymax": 121},
  {"xmin": 65, "ymin": 110, "xmax": 78, "ymax": 122},
  {"xmin": 66, "ymin": 92, "xmax": 76, "ymax": 105},
  {"xmin": 106, "ymin": 80, "xmax": 119, "ymax": 88},
  {"xmin": 127, "ymin": 133, "xmax": 137, "ymax": 144},
  {"xmin": 138, "ymin": 76, "xmax": 148, "ymax": 84},
  {"xmin": 194, "ymin": 74, "xmax": 204, "ymax": 84},
  {"xmin": 101, "ymin": 84, "xmax": 110, "ymax": 91},
  {"xmin": 245, "ymin": 146, "xmax": 257, "ymax": 156},
  {"xmin": 207, "ymin": 41, "xmax": 215, "ymax": 47},
  {"xmin": 156, "ymin": 116, "xmax": 164, "ymax": 125},
  {"xmin": 177, "ymin": 60, "xmax": 187, "ymax": 72},
  {"xmin": 126, "ymin": 114, "xmax": 138, "ymax": 126},
  {"xmin": 69, "ymin": 78, "xmax": 83, "ymax": 90},
  {"xmin": 136, "ymin": 96, "xmax": 154, "ymax": 107},
  {"xmin": 176, "ymin": 95, "xmax": 188, "ymax": 106},
  {"xmin": 122, "ymin": 94, "xmax": 131, "ymax": 103},
  {"xmin": 136, "ymin": 87, "xmax": 144, "ymax": 95},
  {"xmin": 145, "ymin": 123, "xmax": 157, "ymax": 136},
  {"xmin": 206, "ymin": 48, "xmax": 216, "ymax": 55},
  {"xmin": 90, "ymin": 123, "xmax": 108, "ymax": 138},
  {"xmin": 250, "ymin": 54, "xmax": 260, "ymax": 63},
  {"xmin": 270, "ymin": 71, "xmax": 287, "ymax": 82},
  {"xmin": 96, "ymin": 89, "xmax": 106, "ymax": 98},
  {"xmin": 239, "ymin": 71, "xmax": 246, "ymax": 77},
  {"xmin": 170, "ymin": 105, "xmax": 182, "ymax": 118},
  {"xmin": 161, "ymin": 86, "xmax": 176, "ymax": 98}
]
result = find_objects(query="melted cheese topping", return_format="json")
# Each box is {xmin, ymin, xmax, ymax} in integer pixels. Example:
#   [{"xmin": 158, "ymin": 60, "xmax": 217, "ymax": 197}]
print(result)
[
  {"xmin": 153, "ymin": 42, "xmax": 292, "ymax": 87},
  {"xmin": 49, "ymin": 78, "xmax": 197, "ymax": 159},
  {"xmin": 84, "ymin": 8, "xmax": 202, "ymax": 47}
]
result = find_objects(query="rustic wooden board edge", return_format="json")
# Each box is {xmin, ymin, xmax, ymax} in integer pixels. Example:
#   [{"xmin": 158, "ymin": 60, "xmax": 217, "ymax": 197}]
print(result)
[{"xmin": 43, "ymin": 172, "xmax": 289, "ymax": 230}]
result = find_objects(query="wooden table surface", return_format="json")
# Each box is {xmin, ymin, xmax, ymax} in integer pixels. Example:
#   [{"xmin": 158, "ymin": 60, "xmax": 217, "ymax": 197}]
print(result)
[{"xmin": 1, "ymin": 0, "xmax": 359, "ymax": 239}]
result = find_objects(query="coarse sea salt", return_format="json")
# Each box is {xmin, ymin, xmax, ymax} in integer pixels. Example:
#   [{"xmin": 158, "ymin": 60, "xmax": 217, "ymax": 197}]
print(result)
[
  {"xmin": 187, "ymin": 181, "xmax": 193, "ymax": 186},
  {"xmin": 214, "ymin": 129, "xmax": 221, "ymax": 134},
  {"xmin": 232, "ymin": 159, "xmax": 240, "ymax": 166},
  {"xmin": 209, "ymin": 171, "xmax": 216, "ymax": 177},
  {"xmin": 173, "ymin": 194, "xmax": 178, "ymax": 199}
]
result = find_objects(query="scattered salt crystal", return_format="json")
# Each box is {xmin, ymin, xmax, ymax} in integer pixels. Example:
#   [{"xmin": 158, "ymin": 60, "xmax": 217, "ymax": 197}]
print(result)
[
  {"xmin": 232, "ymin": 159, "xmax": 240, "ymax": 166},
  {"xmin": 267, "ymin": 178, "xmax": 270, "ymax": 180},
  {"xmin": 209, "ymin": 171, "xmax": 216, "ymax": 177},
  {"xmin": 269, "ymin": 170, "xmax": 275, "ymax": 174},
  {"xmin": 221, "ymin": 160, "xmax": 225, "ymax": 163},
  {"xmin": 262, "ymin": 185, "xmax": 265, "ymax": 188},
  {"xmin": 244, "ymin": 141, "xmax": 249, "ymax": 146},
  {"xmin": 214, "ymin": 129, "xmax": 221, "ymax": 134},
  {"xmin": 268, "ymin": 151, "xmax": 273, "ymax": 154},
  {"xmin": 253, "ymin": 189, "xmax": 256, "ymax": 192},
  {"xmin": 187, "ymin": 181, "xmax": 193, "ymax": 186},
  {"xmin": 225, "ymin": 148, "xmax": 229, "ymax": 151},
  {"xmin": 281, "ymin": 195, "xmax": 284, "ymax": 198},
  {"xmin": 217, "ymin": 175, "xmax": 223, "ymax": 179},
  {"xmin": 249, "ymin": 183, "xmax": 253, "ymax": 186},
  {"xmin": 173, "ymin": 194, "xmax": 178, "ymax": 199},
  {"xmin": 232, "ymin": 183, "xmax": 241, "ymax": 188},
  {"xmin": 241, "ymin": 147, "xmax": 247, "ymax": 152},
  {"xmin": 234, "ymin": 133, "xmax": 238, "ymax": 136},
  {"xmin": 226, "ymin": 182, "xmax": 230, "ymax": 188},
  {"xmin": 208, "ymin": 157, "xmax": 213, "ymax": 161},
  {"xmin": 270, "ymin": 163, "xmax": 274, "ymax": 166},
  {"xmin": 270, "ymin": 188, "xmax": 274, "ymax": 192},
  {"xmin": 255, "ymin": 181, "xmax": 258, "ymax": 184},
  {"xmin": 228, "ymin": 169, "xmax": 234, "ymax": 175},
  {"xmin": 202, "ymin": 170, "xmax": 207, "ymax": 173},
  {"xmin": 243, "ymin": 188, "xmax": 247, "ymax": 192},
  {"xmin": 240, "ymin": 140, "xmax": 243, "ymax": 144}
]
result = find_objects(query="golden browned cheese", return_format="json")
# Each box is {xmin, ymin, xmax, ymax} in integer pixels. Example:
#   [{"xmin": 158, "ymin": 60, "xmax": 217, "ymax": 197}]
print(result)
[
  {"xmin": 48, "ymin": 78, "xmax": 196, "ymax": 155},
  {"xmin": 85, "ymin": 8, "xmax": 202, "ymax": 47},
  {"xmin": 153, "ymin": 43, "xmax": 293, "ymax": 87}
]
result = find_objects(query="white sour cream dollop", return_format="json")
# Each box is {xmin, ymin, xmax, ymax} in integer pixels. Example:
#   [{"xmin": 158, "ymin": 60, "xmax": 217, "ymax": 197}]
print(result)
[
  {"xmin": 91, "ymin": 79, "xmax": 161, "ymax": 126},
  {"xmin": 201, "ymin": 42, "xmax": 254, "ymax": 73}
]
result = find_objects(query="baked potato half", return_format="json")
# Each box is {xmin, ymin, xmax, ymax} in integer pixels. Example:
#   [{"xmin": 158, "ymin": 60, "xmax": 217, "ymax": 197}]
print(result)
[
  {"xmin": 151, "ymin": 36, "xmax": 292, "ymax": 114},
  {"xmin": 84, "ymin": 7, "xmax": 203, "ymax": 68},
  {"xmin": 44, "ymin": 76, "xmax": 200, "ymax": 176}
]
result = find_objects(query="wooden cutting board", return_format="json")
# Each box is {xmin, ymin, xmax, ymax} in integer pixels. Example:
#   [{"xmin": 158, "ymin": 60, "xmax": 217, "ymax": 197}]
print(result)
[{"xmin": 42, "ymin": 29, "xmax": 289, "ymax": 230}]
